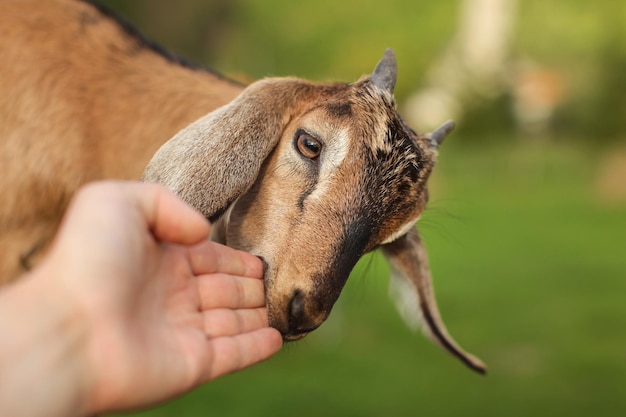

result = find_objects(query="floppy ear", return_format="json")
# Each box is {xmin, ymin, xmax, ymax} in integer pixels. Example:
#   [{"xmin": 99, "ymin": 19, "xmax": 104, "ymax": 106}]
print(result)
[
  {"xmin": 142, "ymin": 78, "xmax": 313, "ymax": 221},
  {"xmin": 382, "ymin": 229, "xmax": 487, "ymax": 374}
]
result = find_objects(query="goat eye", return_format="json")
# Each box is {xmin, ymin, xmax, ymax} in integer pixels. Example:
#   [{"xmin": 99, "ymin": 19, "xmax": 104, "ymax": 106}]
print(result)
[{"xmin": 296, "ymin": 132, "xmax": 322, "ymax": 159}]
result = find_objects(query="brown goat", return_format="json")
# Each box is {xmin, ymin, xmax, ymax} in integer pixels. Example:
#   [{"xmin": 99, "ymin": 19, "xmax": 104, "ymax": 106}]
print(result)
[
  {"xmin": 0, "ymin": 0, "xmax": 485, "ymax": 373},
  {"xmin": 0, "ymin": 0, "xmax": 241, "ymax": 279}
]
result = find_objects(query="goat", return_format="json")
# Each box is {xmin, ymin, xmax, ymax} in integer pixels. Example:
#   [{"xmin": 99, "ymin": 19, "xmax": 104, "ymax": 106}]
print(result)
[
  {"xmin": 0, "ymin": 0, "xmax": 241, "ymax": 279},
  {"xmin": 141, "ymin": 50, "xmax": 486, "ymax": 374},
  {"xmin": 0, "ymin": 0, "xmax": 486, "ymax": 373}
]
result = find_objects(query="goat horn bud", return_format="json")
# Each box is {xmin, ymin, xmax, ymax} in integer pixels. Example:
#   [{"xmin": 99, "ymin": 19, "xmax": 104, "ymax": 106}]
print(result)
[
  {"xmin": 371, "ymin": 48, "xmax": 397, "ymax": 93},
  {"xmin": 427, "ymin": 120, "xmax": 456, "ymax": 148}
]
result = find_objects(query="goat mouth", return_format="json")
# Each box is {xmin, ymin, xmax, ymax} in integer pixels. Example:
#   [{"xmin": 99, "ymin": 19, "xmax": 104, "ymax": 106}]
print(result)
[
  {"xmin": 282, "ymin": 325, "xmax": 321, "ymax": 342},
  {"xmin": 282, "ymin": 332, "xmax": 310, "ymax": 342}
]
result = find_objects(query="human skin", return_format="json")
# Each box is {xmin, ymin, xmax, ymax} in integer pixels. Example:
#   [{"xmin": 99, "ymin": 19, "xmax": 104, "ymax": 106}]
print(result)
[{"xmin": 0, "ymin": 182, "xmax": 283, "ymax": 417}]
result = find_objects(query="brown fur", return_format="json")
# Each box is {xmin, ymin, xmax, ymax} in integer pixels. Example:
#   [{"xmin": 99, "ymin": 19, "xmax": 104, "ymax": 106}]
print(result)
[
  {"xmin": 143, "ymin": 78, "xmax": 431, "ymax": 333},
  {"xmin": 142, "ymin": 72, "xmax": 485, "ymax": 372},
  {"xmin": 1, "ymin": 0, "xmax": 485, "ymax": 373},
  {"xmin": 0, "ymin": 0, "xmax": 242, "ymax": 280}
]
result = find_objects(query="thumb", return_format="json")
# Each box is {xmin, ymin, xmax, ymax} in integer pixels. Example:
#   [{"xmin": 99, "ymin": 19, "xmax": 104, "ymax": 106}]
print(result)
[{"xmin": 127, "ymin": 182, "xmax": 211, "ymax": 245}]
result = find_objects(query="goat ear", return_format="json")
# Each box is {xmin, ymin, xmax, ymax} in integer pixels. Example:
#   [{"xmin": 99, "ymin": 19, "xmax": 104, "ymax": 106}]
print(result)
[
  {"xmin": 382, "ymin": 229, "xmax": 487, "ymax": 374},
  {"xmin": 142, "ymin": 79, "xmax": 311, "ymax": 221}
]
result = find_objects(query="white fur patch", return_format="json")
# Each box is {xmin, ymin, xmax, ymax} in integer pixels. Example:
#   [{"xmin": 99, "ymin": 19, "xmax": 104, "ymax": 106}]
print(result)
[
  {"xmin": 307, "ymin": 128, "xmax": 349, "ymax": 201},
  {"xmin": 388, "ymin": 265, "xmax": 435, "ymax": 342},
  {"xmin": 380, "ymin": 219, "xmax": 418, "ymax": 245},
  {"xmin": 388, "ymin": 266, "xmax": 424, "ymax": 332}
]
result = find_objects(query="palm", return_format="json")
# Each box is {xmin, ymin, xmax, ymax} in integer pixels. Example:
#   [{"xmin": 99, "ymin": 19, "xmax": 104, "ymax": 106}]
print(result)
[
  {"xmin": 85, "ymin": 239, "xmax": 275, "ymax": 411},
  {"xmin": 48, "ymin": 183, "xmax": 282, "ymax": 413}
]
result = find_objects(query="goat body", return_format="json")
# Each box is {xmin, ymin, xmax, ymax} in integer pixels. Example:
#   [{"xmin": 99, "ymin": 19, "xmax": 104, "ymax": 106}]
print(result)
[
  {"xmin": 0, "ymin": 0, "xmax": 485, "ymax": 373},
  {"xmin": 0, "ymin": 0, "xmax": 242, "ymax": 278}
]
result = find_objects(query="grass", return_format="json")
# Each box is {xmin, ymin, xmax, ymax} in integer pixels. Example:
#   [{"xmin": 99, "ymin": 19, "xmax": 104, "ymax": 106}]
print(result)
[{"xmin": 111, "ymin": 139, "xmax": 626, "ymax": 417}]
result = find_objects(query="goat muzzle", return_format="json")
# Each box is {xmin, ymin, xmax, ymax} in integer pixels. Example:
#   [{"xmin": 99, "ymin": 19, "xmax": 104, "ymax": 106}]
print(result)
[{"xmin": 267, "ymin": 288, "xmax": 328, "ymax": 342}]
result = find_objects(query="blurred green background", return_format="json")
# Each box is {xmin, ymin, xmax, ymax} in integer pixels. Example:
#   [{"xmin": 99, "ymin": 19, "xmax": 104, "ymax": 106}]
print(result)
[{"xmin": 100, "ymin": 0, "xmax": 626, "ymax": 416}]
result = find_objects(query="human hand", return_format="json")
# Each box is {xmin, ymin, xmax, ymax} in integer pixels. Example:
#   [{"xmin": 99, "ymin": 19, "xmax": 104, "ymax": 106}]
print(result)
[{"xmin": 1, "ymin": 182, "xmax": 282, "ymax": 416}]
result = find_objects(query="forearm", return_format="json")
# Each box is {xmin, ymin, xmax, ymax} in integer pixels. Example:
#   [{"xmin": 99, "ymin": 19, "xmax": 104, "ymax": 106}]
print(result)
[{"xmin": 0, "ymin": 268, "xmax": 93, "ymax": 417}]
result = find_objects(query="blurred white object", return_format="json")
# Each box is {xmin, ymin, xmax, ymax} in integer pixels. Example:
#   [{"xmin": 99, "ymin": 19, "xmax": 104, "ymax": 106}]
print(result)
[{"xmin": 404, "ymin": 0, "xmax": 517, "ymax": 131}]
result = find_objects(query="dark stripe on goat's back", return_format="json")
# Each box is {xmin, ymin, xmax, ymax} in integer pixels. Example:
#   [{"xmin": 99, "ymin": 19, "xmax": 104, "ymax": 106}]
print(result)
[{"xmin": 82, "ymin": 0, "xmax": 244, "ymax": 86}]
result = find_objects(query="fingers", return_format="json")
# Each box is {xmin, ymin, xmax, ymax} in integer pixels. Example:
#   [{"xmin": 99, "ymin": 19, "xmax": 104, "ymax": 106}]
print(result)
[
  {"xmin": 203, "ymin": 307, "xmax": 269, "ymax": 338},
  {"xmin": 197, "ymin": 273, "xmax": 265, "ymax": 310},
  {"xmin": 204, "ymin": 328, "xmax": 283, "ymax": 381},
  {"xmin": 188, "ymin": 240, "xmax": 263, "ymax": 279}
]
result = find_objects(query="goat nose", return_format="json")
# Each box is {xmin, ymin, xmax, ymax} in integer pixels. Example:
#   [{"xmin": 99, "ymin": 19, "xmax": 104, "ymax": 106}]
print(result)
[{"xmin": 285, "ymin": 290, "xmax": 319, "ymax": 340}]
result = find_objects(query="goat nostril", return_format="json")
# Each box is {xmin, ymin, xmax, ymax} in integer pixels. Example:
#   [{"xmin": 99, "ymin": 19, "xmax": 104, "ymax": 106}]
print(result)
[
  {"xmin": 284, "ymin": 289, "xmax": 320, "ymax": 340},
  {"xmin": 288, "ymin": 289, "xmax": 305, "ymax": 320}
]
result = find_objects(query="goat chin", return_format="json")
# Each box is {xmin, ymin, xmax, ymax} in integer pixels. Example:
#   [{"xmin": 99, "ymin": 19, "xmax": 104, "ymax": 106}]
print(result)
[{"xmin": 0, "ymin": 0, "xmax": 485, "ymax": 374}]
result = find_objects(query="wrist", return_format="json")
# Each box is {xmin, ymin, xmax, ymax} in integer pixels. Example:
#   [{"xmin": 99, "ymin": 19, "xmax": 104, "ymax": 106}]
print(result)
[{"xmin": 0, "ymin": 264, "xmax": 94, "ymax": 417}]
